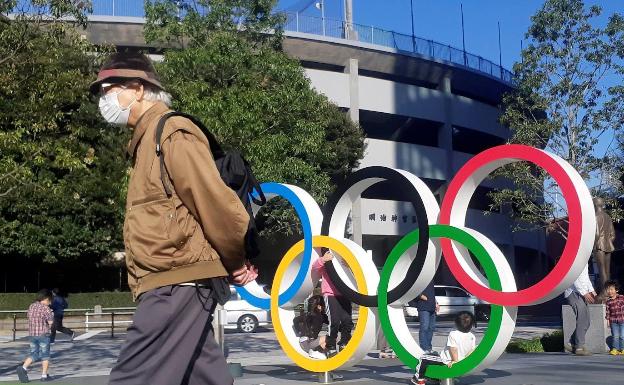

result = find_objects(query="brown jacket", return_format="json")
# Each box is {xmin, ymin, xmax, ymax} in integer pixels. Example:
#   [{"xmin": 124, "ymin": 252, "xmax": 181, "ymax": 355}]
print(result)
[{"xmin": 123, "ymin": 102, "xmax": 250, "ymax": 299}]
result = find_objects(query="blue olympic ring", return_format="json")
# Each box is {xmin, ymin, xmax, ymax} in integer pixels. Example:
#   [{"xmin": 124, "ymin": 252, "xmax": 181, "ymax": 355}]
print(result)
[{"xmin": 235, "ymin": 182, "xmax": 314, "ymax": 309}]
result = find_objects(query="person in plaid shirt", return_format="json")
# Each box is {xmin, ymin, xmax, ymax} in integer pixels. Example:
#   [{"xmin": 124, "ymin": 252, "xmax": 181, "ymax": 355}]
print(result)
[
  {"xmin": 605, "ymin": 280, "xmax": 624, "ymax": 355},
  {"xmin": 16, "ymin": 289, "xmax": 54, "ymax": 383}
]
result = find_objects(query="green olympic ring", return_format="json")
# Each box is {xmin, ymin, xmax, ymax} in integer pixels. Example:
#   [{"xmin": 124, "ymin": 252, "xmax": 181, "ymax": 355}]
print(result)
[{"xmin": 378, "ymin": 224, "xmax": 505, "ymax": 379}]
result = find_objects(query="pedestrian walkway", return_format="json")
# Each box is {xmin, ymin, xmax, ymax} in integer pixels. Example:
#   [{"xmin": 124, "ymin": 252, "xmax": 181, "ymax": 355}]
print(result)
[
  {"xmin": 2, "ymin": 325, "xmax": 616, "ymax": 385},
  {"xmin": 0, "ymin": 353, "xmax": 621, "ymax": 384}
]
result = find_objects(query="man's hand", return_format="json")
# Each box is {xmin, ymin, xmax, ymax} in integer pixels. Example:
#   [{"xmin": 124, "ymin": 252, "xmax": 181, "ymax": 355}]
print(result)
[
  {"xmin": 321, "ymin": 251, "xmax": 333, "ymax": 263},
  {"xmin": 583, "ymin": 292, "xmax": 595, "ymax": 304},
  {"xmin": 229, "ymin": 260, "xmax": 258, "ymax": 286},
  {"xmin": 447, "ymin": 361, "xmax": 454, "ymax": 368},
  {"xmin": 435, "ymin": 303, "xmax": 440, "ymax": 314},
  {"xmin": 420, "ymin": 294, "xmax": 428, "ymax": 301}
]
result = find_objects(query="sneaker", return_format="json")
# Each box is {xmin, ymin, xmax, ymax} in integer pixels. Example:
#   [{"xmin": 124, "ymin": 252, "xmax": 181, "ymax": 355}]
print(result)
[
  {"xmin": 41, "ymin": 374, "xmax": 53, "ymax": 382},
  {"xmin": 609, "ymin": 348, "xmax": 619, "ymax": 355},
  {"xmin": 16, "ymin": 366, "xmax": 29, "ymax": 383},
  {"xmin": 574, "ymin": 346, "xmax": 592, "ymax": 356},
  {"xmin": 308, "ymin": 350, "xmax": 327, "ymax": 360},
  {"xmin": 71, "ymin": 331, "xmax": 76, "ymax": 342},
  {"xmin": 409, "ymin": 376, "xmax": 426, "ymax": 385},
  {"xmin": 564, "ymin": 343, "xmax": 574, "ymax": 353}
]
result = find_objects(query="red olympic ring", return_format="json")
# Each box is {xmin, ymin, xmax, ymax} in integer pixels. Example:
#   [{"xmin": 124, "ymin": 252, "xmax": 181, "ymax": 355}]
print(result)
[{"xmin": 439, "ymin": 144, "xmax": 585, "ymax": 306}]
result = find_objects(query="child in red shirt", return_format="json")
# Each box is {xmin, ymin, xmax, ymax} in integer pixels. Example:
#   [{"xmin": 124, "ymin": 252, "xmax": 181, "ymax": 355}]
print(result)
[{"xmin": 605, "ymin": 280, "xmax": 624, "ymax": 355}]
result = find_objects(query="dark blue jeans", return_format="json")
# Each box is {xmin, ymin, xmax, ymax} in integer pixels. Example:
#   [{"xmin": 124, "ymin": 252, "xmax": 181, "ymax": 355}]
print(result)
[
  {"xmin": 418, "ymin": 310, "xmax": 436, "ymax": 351},
  {"xmin": 611, "ymin": 322, "xmax": 624, "ymax": 350}
]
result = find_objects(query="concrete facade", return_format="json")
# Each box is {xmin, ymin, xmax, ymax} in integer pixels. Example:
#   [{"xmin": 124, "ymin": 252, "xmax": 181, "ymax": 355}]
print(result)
[{"xmin": 80, "ymin": 17, "xmax": 547, "ymax": 289}]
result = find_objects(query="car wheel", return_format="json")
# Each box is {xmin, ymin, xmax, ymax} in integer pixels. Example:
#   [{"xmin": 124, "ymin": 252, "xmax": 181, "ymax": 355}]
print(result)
[{"xmin": 237, "ymin": 314, "xmax": 258, "ymax": 333}]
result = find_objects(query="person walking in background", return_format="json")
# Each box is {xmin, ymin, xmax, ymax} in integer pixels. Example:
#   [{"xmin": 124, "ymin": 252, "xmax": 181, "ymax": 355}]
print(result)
[
  {"xmin": 604, "ymin": 280, "xmax": 624, "ymax": 355},
  {"xmin": 564, "ymin": 261, "xmax": 596, "ymax": 356},
  {"xmin": 50, "ymin": 288, "xmax": 75, "ymax": 344},
  {"xmin": 17, "ymin": 289, "xmax": 55, "ymax": 383},
  {"xmin": 312, "ymin": 248, "xmax": 354, "ymax": 352},
  {"xmin": 412, "ymin": 281, "xmax": 439, "ymax": 354}
]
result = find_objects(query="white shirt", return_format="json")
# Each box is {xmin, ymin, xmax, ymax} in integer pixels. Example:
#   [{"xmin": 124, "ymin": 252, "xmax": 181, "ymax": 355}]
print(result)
[
  {"xmin": 439, "ymin": 330, "xmax": 476, "ymax": 363},
  {"xmin": 564, "ymin": 263, "xmax": 594, "ymax": 298}
]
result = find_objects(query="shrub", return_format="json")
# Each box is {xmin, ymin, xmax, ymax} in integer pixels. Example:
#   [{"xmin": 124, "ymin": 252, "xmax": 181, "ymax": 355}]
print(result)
[
  {"xmin": 0, "ymin": 292, "xmax": 134, "ymax": 316},
  {"xmin": 505, "ymin": 337, "xmax": 544, "ymax": 353},
  {"xmin": 540, "ymin": 330, "xmax": 564, "ymax": 352}
]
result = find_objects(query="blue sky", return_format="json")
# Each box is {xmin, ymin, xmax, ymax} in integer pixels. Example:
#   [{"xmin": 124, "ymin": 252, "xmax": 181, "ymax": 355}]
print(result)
[{"xmin": 276, "ymin": 0, "xmax": 624, "ymax": 71}]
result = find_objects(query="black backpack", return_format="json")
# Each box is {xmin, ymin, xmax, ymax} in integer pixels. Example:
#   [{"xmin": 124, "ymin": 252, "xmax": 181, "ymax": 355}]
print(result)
[{"xmin": 155, "ymin": 111, "xmax": 266, "ymax": 304}]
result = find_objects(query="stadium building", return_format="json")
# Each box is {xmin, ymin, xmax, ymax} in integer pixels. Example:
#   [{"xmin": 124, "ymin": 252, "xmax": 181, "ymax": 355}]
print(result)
[{"xmin": 80, "ymin": 1, "xmax": 548, "ymax": 292}]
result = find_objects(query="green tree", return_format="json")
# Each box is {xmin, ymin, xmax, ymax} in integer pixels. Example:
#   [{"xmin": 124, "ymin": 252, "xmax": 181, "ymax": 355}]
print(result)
[
  {"xmin": 144, "ymin": 0, "xmax": 365, "ymax": 235},
  {"xmin": 0, "ymin": 1, "xmax": 128, "ymax": 265},
  {"xmin": 490, "ymin": 0, "xmax": 624, "ymax": 237}
]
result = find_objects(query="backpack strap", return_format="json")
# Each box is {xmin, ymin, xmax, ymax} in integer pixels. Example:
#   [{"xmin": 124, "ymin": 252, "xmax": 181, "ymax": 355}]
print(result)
[{"xmin": 154, "ymin": 111, "xmax": 225, "ymax": 197}]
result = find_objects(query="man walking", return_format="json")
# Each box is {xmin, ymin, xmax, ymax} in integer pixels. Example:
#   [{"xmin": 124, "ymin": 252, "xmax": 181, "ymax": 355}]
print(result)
[
  {"xmin": 564, "ymin": 262, "xmax": 596, "ymax": 356},
  {"xmin": 90, "ymin": 52, "xmax": 257, "ymax": 385},
  {"xmin": 50, "ymin": 288, "xmax": 74, "ymax": 343}
]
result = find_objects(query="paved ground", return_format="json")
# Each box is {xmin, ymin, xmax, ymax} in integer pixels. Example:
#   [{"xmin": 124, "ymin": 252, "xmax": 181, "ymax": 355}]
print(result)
[{"xmin": 1, "ymin": 321, "xmax": 618, "ymax": 385}]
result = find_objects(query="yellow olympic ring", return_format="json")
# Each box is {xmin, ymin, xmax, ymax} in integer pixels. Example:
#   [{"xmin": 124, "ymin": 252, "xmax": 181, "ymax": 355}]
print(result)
[{"xmin": 271, "ymin": 235, "xmax": 369, "ymax": 372}]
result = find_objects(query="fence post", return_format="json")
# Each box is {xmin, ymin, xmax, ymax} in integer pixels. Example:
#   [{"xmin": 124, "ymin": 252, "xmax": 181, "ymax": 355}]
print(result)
[
  {"xmin": 12, "ymin": 313, "xmax": 16, "ymax": 342},
  {"xmin": 371, "ymin": 25, "xmax": 374, "ymax": 45},
  {"xmin": 296, "ymin": 12, "xmax": 299, "ymax": 32},
  {"xmin": 111, "ymin": 312, "xmax": 115, "ymax": 338},
  {"xmin": 85, "ymin": 312, "xmax": 89, "ymax": 332}
]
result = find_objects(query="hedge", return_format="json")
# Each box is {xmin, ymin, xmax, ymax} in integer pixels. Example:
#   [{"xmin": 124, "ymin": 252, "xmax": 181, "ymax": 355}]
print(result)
[
  {"xmin": 0, "ymin": 292, "xmax": 135, "ymax": 313},
  {"xmin": 505, "ymin": 330, "xmax": 564, "ymax": 353}
]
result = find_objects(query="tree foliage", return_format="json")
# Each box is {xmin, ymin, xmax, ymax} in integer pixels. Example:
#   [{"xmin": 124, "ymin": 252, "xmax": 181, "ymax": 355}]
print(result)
[
  {"xmin": 144, "ymin": 0, "xmax": 365, "ymax": 235},
  {"xmin": 491, "ymin": 0, "xmax": 624, "ymax": 237},
  {"xmin": 0, "ymin": 1, "xmax": 129, "ymax": 264}
]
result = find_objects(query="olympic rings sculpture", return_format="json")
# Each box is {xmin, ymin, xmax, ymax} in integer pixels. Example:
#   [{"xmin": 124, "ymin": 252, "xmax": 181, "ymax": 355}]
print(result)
[{"xmin": 236, "ymin": 144, "xmax": 596, "ymax": 379}]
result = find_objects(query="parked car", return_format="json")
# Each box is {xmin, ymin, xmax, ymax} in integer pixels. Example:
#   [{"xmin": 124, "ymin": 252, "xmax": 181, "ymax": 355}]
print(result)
[
  {"xmin": 404, "ymin": 285, "xmax": 490, "ymax": 321},
  {"xmin": 224, "ymin": 286, "xmax": 271, "ymax": 333}
]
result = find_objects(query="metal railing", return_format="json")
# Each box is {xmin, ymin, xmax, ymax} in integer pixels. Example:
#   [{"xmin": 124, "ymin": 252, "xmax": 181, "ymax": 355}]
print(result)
[
  {"xmin": 75, "ymin": 1, "xmax": 514, "ymax": 84},
  {"xmin": 282, "ymin": 12, "xmax": 513, "ymax": 83},
  {"xmin": 85, "ymin": 309, "xmax": 134, "ymax": 337},
  {"xmin": 0, "ymin": 307, "xmax": 136, "ymax": 341}
]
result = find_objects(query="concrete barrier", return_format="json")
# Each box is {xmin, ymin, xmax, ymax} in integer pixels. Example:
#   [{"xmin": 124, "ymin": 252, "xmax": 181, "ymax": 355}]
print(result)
[{"xmin": 562, "ymin": 304, "xmax": 608, "ymax": 353}]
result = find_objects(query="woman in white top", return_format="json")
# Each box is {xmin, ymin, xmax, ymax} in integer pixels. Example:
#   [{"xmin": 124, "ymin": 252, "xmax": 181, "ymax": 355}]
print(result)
[{"xmin": 411, "ymin": 311, "xmax": 476, "ymax": 385}]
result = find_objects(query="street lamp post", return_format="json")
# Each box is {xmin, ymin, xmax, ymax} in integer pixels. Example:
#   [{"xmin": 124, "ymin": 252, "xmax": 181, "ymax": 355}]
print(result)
[
  {"xmin": 410, "ymin": 0, "xmax": 416, "ymax": 53},
  {"xmin": 315, "ymin": 0, "xmax": 326, "ymax": 36}
]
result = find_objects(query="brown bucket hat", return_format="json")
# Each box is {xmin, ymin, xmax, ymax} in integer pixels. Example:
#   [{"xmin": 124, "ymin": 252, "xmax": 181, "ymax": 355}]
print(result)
[{"xmin": 90, "ymin": 52, "xmax": 164, "ymax": 95}]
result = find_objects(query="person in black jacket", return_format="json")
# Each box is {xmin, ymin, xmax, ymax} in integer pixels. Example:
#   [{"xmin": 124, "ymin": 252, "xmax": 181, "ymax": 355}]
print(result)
[
  {"xmin": 411, "ymin": 281, "xmax": 439, "ymax": 354},
  {"xmin": 293, "ymin": 295, "xmax": 329, "ymax": 359},
  {"xmin": 49, "ymin": 289, "xmax": 74, "ymax": 344}
]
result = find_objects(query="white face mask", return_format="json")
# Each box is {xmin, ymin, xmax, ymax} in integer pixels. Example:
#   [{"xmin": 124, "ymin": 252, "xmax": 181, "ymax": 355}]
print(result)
[{"xmin": 98, "ymin": 88, "xmax": 136, "ymax": 126}]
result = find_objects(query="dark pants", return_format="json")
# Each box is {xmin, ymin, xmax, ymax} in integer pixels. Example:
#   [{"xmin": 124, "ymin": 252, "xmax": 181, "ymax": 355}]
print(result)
[
  {"xmin": 415, "ymin": 355, "xmax": 445, "ymax": 380},
  {"xmin": 566, "ymin": 292, "xmax": 590, "ymax": 347},
  {"xmin": 418, "ymin": 310, "xmax": 436, "ymax": 352},
  {"xmin": 109, "ymin": 285, "xmax": 232, "ymax": 385},
  {"xmin": 324, "ymin": 295, "xmax": 353, "ymax": 348},
  {"xmin": 50, "ymin": 316, "xmax": 73, "ymax": 343}
]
